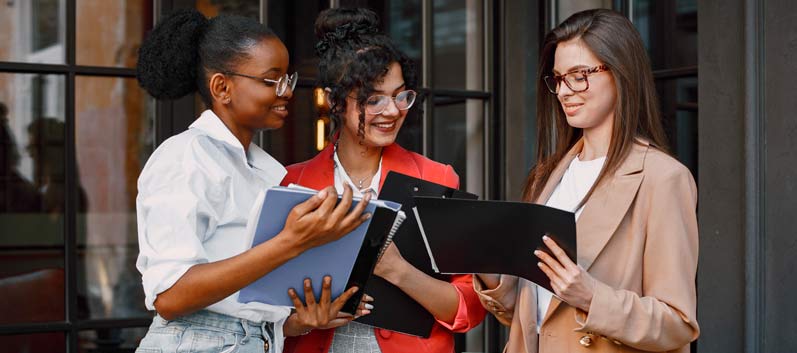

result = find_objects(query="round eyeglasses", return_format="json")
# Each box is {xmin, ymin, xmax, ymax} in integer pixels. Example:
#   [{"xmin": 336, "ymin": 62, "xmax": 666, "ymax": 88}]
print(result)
[
  {"xmin": 543, "ymin": 65, "xmax": 609, "ymax": 94},
  {"xmin": 360, "ymin": 90, "xmax": 417, "ymax": 115},
  {"xmin": 225, "ymin": 71, "xmax": 298, "ymax": 97}
]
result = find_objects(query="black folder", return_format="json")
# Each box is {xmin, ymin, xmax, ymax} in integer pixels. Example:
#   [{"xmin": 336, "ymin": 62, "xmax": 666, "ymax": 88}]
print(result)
[
  {"xmin": 412, "ymin": 197, "xmax": 577, "ymax": 294},
  {"xmin": 354, "ymin": 171, "xmax": 478, "ymax": 337}
]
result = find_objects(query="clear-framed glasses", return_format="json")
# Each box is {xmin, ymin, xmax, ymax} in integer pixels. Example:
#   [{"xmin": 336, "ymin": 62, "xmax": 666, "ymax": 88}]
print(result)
[
  {"xmin": 543, "ymin": 65, "xmax": 609, "ymax": 94},
  {"xmin": 225, "ymin": 71, "xmax": 298, "ymax": 97},
  {"xmin": 358, "ymin": 89, "xmax": 417, "ymax": 115}
]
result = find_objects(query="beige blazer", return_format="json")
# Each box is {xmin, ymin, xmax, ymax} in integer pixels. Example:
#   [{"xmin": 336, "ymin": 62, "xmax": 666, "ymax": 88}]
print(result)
[{"xmin": 475, "ymin": 139, "xmax": 700, "ymax": 353}]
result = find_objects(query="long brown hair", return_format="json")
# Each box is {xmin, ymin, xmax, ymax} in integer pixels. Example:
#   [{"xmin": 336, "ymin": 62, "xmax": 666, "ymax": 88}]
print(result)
[{"xmin": 522, "ymin": 9, "xmax": 668, "ymax": 203}]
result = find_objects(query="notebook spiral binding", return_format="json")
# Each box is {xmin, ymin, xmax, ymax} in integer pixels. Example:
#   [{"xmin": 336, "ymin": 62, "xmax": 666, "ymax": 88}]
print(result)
[{"xmin": 377, "ymin": 210, "xmax": 407, "ymax": 261}]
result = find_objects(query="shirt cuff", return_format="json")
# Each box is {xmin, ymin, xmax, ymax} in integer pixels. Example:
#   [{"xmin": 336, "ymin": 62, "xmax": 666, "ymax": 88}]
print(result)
[{"xmin": 142, "ymin": 261, "xmax": 197, "ymax": 310}]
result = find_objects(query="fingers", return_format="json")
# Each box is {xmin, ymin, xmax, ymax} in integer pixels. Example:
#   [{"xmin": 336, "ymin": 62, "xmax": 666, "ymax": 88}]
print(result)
[
  {"xmin": 316, "ymin": 186, "xmax": 338, "ymax": 215},
  {"xmin": 330, "ymin": 286, "xmax": 359, "ymax": 313},
  {"xmin": 330, "ymin": 184, "xmax": 354, "ymax": 221},
  {"xmin": 340, "ymin": 192, "xmax": 372, "ymax": 232},
  {"xmin": 324, "ymin": 317, "xmax": 354, "ymax": 329},
  {"xmin": 319, "ymin": 276, "xmax": 332, "ymax": 305},
  {"xmin": 291, "ymin": 188, "xmax": 328, "ymax": 216},
  {"xmin": 288, "ymin": 288, "xmax": 305, "ymax": 309},
  {"xmin": 534, "ymin": 249, "xmax": 566, "ymax": 276},
  {"xmin": 542, "ymin": 235, "xmax": 575, "ymax": 267},
  {"xmin": 537, "ymin": 261, "xmax": 564, "ymax": 295},
  {"xmin": 303, "ymin": 278, "xmax": 317, "ymax": 306}
]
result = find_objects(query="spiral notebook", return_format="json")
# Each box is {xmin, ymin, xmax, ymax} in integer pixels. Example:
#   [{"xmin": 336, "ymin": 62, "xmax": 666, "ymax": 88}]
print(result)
[
  {"xmin": 353, "ymin": 171, "xmax": 479, "ymax": 337},
  {"xmin": 237, "ymin": 185, "xmax": 405, "ymax": 315}
]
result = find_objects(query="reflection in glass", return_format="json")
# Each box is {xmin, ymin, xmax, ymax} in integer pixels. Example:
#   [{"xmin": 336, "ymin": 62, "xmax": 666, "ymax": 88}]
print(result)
[
  {"xmin": 0, "ymin": 73, "xmax": 66, "ymax": 324},
  {"xmin": 265, "ymin": 87, "xmax": 318, "ymax": 165},
  {"xmin": 196, "ymin": 0, "xmax": 260, "ymax": 19},
  {"xmin": 268, "ymin": 1, "xmax": 328, "ymax": 80},
  {"xmin": 555, "ymin": 0, "xmax": 611, "ymax": 24},
  {"xmin": 78, "ymin": 327, "xmax": 149, "ymax": 353},
  {"xmin": 0, "ymin": 332, "xmax": 66, "ymax": 353},
  {"xmin": 75, "ymin": 76, "xmax": 154, "ymax": 320},
  {"xmin": 655, "ymin": 77, "xmax": 697, "ymax": 177},
  {"xmin": 339, "ymin": 0, "xmax": 423, "ymax": 67},
  {"xmin": 432, "ymin": 0, "xmax": 484, "ymax": 90},
  {"xmin": 76, "ymin": 0, "xmax": 152, "ymax": 68},
  {"xmin": 432, "ymin": 97, "xmax": 484, "ymax": 195},
  {"xmin": 0, "ymin": 0, "xmax": 65, "ymax": 64},
  {"xmin": 632, "ymin": 0, "xmax": 697, "ymax": 70}
]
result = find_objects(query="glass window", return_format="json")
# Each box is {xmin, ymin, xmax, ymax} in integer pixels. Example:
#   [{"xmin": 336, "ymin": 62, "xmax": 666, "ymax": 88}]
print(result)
[
  {"xmin": 78, "ymin": 327, "xmax": 148, "ymax": 353},
  {"xmin": 268, "ymin": 0, "xmax": 328, "ymax": 80},
  {"xmin": 0, "ymin": 332, "xmax": 66, "ymax": 353},
  {"xmin": 432, "ymin": 96, "xmax": 484, "ymax": 195},
  {"xmin": 0, "ymin": 73, "xmax": 66, "ymax": 324},
  {"xmin": 75, "ymin": 76, "xmax": 154, "ymax": 320},
  {"xmin": 264, "ymin": 87, "xmax": 319, "ymax": 165},
  {"xmin": 76, "ymin": 0, "xmax": 152, "ymax": 68},
  {"xmin": 432, "ymin": 0, "xmax": 484, "ymax": 90},
  {"xmin": 556, "ymin": 0, "xmax": 612, "ymax": 23},
  {"xmin": 632, "ymin": 0, "xmax": 697, "ymax": 70},
  {"xmin": 0, "ymin": 0, "xmax": 66, "ymax": 64},
  {"xmin": 656, "ymin": 76, "xmax": 697, "ymax": 176},
  {"xmin": 340, "ymin": 0, "xmax": 423, "ymax": 69}
]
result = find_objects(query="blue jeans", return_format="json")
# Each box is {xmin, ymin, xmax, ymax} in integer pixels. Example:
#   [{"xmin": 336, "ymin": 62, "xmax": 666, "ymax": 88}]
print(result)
[{"xmin": 136, "ymin": 310, "xmax": 275, "ymax": 353}]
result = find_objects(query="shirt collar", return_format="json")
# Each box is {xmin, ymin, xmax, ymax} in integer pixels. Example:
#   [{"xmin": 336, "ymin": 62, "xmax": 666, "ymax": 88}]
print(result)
[
  {"xmin": 190, "ymin": 109, "xmax": 286, "ymax": 184},
  {"xmin": 332, "ymin": 145, "xmax": 382, "ymax": 196}
]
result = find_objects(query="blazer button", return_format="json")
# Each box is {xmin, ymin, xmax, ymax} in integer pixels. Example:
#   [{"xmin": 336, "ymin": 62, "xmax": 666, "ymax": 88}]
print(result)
[
  {"xmin": 378, "ymin": 329, "xmax": 392, "ymax": 339},
  {"xmin": 579, "ymin": 335, "xmax": 594, "ymax": 347}
]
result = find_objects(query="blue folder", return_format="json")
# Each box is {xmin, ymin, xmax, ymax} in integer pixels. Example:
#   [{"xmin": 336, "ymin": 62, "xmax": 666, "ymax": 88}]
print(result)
[{"xmin": 238, "ymin": 186, "xmax": 403, "ymax": 313}]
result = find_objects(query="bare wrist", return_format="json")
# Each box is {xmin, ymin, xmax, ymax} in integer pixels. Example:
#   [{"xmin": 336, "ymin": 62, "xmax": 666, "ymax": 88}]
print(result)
[{"xmin": 272, "ymin": 230, "xmax": 305, "ymax": 258}]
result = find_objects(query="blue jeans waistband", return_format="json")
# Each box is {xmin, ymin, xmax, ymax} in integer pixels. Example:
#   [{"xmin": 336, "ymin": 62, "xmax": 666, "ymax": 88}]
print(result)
[{"xmin": 162, "ymin": 310, "xmax": 274, "ymax": 340}]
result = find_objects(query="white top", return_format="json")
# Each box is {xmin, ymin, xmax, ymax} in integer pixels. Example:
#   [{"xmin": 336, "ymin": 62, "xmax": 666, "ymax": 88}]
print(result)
[
  {"xmin": 332, "ymin": 146, "xmax": 382, "ymax": 197},
  {"xmin": 135, "ymin": 110, "xmax": 290, "ymax": 347},
  {"xmin": 537, "ymin": 154, "xmax": 605, "ymax": 332},
  {"xmin": 331, "ymin": 146, "xmax": 383, "ymax": 345}
]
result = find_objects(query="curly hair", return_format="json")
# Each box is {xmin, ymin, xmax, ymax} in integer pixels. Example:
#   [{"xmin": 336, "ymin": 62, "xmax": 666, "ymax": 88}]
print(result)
[
  {"xmin": 314, "ymin": 8, "xmax": 421, "ymax": 140},
  {"xmin": 136, "ymin": 9, "xmax": 276, "ymax": 106}
]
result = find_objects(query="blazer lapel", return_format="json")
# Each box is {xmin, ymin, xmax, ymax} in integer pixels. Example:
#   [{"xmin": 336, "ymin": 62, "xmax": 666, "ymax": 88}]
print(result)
[
  {"xmin": 295, "ymin": 144, "xmax": 335, "ymax": 189},
  {"xmin": 540, "ymin": 139, "xmax": 650, "ymax": 325},
  {"xmin": 378, "ymin": 144, "xmax": 422, "ymax": 189},
  {"xmin": 576, "ymin": 140, "xmax": 648, "ymax": 271}
]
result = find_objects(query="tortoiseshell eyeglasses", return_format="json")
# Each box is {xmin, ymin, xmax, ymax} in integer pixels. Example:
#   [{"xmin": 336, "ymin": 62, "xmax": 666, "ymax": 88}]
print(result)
[{"xmin": 543, "ymin": 65, "xmax": 610, "ymax": 94}]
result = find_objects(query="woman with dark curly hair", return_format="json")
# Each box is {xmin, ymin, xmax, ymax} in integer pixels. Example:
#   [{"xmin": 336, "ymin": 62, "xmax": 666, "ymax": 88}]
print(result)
[
  {"xmin": 282, "ymin": 8, "xmax": 486, "ymax": 353},
  {"xmin": 134, "ymin": 9, "xmax": 372, "ymax": 353}
]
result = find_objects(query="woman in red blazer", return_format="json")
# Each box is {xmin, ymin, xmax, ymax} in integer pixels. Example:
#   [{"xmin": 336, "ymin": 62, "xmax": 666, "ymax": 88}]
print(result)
[{"xmin": 282, "ymin": 7, "xmax": 485, "ymax": 353}]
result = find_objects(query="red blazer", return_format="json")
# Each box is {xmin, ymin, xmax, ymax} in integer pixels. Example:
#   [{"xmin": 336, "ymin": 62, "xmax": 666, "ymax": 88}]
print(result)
[{"xmin": 281, "ymin": 143, "xmax": 486, "ymax": 353}]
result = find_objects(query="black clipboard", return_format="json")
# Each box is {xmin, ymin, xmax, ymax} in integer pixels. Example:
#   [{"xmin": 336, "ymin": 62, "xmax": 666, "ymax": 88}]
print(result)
[
  {"xmin": 354, "ymin": 171, "xmax": 478, "ymax": 337},
  {"xmin": 412, "ymin": 197, "xmax": 577, "ymax": 294}
]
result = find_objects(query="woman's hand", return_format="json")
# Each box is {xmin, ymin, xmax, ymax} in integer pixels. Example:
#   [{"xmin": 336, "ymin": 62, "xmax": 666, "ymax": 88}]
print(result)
[
  {"xmin": 281, "ymin": 184, "xmax": 372, "ymax": 252},
  {"xmin": 535, "ymin": 235, "xmax": 597, "ymax": 312},
  {"xmin": 283, "ymin": 276, "xmax": 361, "ymax": 336},
  {"xmin": 373, "ymin": 243, "xmax": 408, "ymax": 284}
]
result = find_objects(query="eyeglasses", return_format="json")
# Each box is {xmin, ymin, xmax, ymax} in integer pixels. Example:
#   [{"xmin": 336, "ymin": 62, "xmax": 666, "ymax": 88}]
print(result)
[
  {"xmin": 352, "ymin": 90, "xmax": 417, "ymax": 115},
  {"xmin": 543, "ymin": 65, "xmax": 609, "ymax": 94},
  {"xmin": 225, "ymin": 71, "xmax": 298, "ymax": 97}
]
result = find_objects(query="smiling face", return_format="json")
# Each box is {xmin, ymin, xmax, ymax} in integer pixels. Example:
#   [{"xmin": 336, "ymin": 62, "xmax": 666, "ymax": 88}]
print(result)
[
  {"xmin": 553, "ymin": 38, "xmax": 617, "ymax": 133},
  {"xmin": 225, "ymin": 37, "xmax": 292, "ymax": 131},
  {"xmin": 340, "ymin": 61, "xmax": 407, "ymax": 148}
]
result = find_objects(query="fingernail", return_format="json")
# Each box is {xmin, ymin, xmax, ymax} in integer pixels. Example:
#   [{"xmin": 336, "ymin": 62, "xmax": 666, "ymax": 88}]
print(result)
[
  {"xmin": 533, "ymin": 250, "xmax": 540, "ymax": 256},
  {"xmin": 364, "ymin": 213, "xmax": 372, "ymax": 219},
  {"xmin": 365, "ymin": 303, "xmax": 374, "ymax": 310},
  {"xmin": 542, "ymin": 235, "xmax": 550, "ymax": 241},
  {"xmin": 351, "ymin": 287, "xmax": 359, "ymax": 293},
  {"xmin": 318, "ymin": 190, "xmax": 328, "ymax": 199},
  {"xmin": 537, "ymin": 262, "xmax": 543, "ymax": 267},
  {"xmin": 362, "ymin": 310, "xmax": 371, "ymax": 315},
  {"xmin": 324, "ymin": 276, "xmax": 331, "ymax": 284}
]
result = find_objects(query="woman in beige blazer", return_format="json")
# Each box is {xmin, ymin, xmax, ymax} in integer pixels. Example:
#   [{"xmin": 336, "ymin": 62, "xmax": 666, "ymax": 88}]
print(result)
[{"xmin": 475, "ymin": 9, "xmax": 699, "ymax": 353}]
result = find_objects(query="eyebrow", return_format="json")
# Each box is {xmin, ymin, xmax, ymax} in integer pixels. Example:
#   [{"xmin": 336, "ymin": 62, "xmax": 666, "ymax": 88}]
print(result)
[
  {"xmin": 553, "ymin": 65, "xmax": 592, "ymax": 75},
  {"xmin": 373, "ymin": 82, "xmax": 406, "ymax": 94},
  {"xmin": 260, "ymin": 68, "xmax": 282, "ymax": 76}
]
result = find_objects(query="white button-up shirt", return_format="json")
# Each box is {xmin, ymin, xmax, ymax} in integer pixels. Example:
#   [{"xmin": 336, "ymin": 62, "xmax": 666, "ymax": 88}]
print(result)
[
  {"xmin": 135, "ymin": 110, "xmax": 290, "ymax": 346},
  {"xmin": 332, "ymin": 145, "xmax": 382, "ymax": 197}
]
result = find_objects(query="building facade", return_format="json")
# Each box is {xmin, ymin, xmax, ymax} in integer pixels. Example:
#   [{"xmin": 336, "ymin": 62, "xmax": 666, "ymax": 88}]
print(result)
[{"xmin": 0, "ymin": 0, "xmax": 793, "ymax": 352}]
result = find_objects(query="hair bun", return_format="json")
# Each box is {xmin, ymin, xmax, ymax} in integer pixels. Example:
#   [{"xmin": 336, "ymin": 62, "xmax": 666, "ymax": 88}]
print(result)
[
  {"xmin": 136, "ymin": 9, "xmax": 209, "ymax": 100},
  {"xmin": 314, "ymin": 8, "xmax": 380, "ymax": 57}
]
